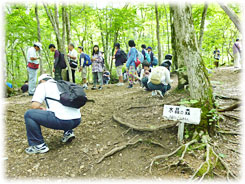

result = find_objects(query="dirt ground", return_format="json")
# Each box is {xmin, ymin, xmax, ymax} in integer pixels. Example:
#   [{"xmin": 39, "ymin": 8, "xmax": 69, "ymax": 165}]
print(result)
[{"xmin": 4, "ymin": 67, "xmax": 242, "ymax": 180}]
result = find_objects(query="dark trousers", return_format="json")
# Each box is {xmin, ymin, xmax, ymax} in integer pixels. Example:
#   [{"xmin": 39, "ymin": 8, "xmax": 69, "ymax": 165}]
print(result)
[
  {"xmin": 67, "ymin": 69, "xmax": 76, "ymax": 83},
  {"xmin": 141, "ymin": 77, "xmax": 149, "ymax": 89},
  {"xmin": 24, "ymin": 109, "xmax": 81, "ymax": 146},
  {"xmin": 54, "ymin": 67, "xmax": 62, "ymax": 81},
  {"xmin": 147, "ymin": 82, "xmax": 171, "ymax": 96}
]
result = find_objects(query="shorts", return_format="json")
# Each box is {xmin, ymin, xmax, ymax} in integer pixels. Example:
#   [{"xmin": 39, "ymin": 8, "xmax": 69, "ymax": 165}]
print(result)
[
  {"xmin": 116, "ymin": 65, "xmax": 123, "ymax": 77},
  {"xmin": 81, "ymin": 66, "xmax": 87, "ymax": 79}
]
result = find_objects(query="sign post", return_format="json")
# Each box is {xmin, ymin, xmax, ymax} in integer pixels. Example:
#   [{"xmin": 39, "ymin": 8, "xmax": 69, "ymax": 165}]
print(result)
[{"xmin": 163, "ymin": 105, "xmax": 201, "ymax": 142}]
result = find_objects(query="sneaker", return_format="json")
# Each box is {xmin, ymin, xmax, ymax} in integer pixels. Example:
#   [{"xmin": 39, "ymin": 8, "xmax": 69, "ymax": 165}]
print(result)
[
  {"xmin": 127, "ymin": 84, "xmax": 133, "ymax": 88},
  {"xmin": 28, "ymin": 93, "xmax": 34, "ymax": 96},
  {"xmin": 156, "ymin": 90, "xmax": 163, "ymax": 97},
  {"xmin": 152, "ymin": 90, "xmax": 157, "ymax": 96},
  {"xmin": 61, "ymin": 131, "xmax": 75, "ymax": 143},
  {"xmin": 83, "ymin": 84, "xmax": 88, "ymax": 90},
  {"xmin": 25, "ymin": 143, "xmax": 49, "ymax": 154},
  {"xmin": 98, "ymin": 86, "xmax": 103, "ymax": 90},
  {"xmin": 91, "ymin": 87, "xmax": 97, "ymax": 90}
]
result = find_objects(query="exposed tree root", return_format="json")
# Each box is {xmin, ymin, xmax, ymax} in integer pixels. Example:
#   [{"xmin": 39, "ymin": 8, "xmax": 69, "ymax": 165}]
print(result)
[
  {"xmin": 149, "ymin": 135, "xmax": 237, "ymax": 181},
  {"xmin": 96, "ymin": 137, "xmax": 166, "ymax": 164},
  {"xmin": 221, "ymin": 113, "xmax": 240, "ymax": 121},
  {"xmin": 218, "ymin": 130, "xmax": 241, "ymax": 135},
  {"xmin": 218, "ymin": 102, "xmax": 241, "ymax": 112},
  {"xmin": 214, "ymin": 94, "xmax": 240, "ymax": 101},
  {"xmin": 112, "ymin": 114, "xmax": 177, "ymax": 132},
  {"xmin": 149, "ymin": 139, "xmax": 197, "ymax": 174}
]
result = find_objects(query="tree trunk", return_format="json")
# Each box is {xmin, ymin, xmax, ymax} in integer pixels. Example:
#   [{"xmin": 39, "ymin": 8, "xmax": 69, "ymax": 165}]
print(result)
[
  {"xmin": 35, "ymin": 4, "xmax": 43, "ymax": 74},
  {"xmin": 21, "ymin": 47, "xmax": 29, "ymax": 80},
  {"xmin": 170, "ymin": 6, "xmax": 188, "ymax": 89},
  {"xmin": 171, "ymin": 4, "xmax": 215, "ymax": 133},
  {"xmin": 164, "ymin": 5, "xmax": 170, "ymax": 54},
  {"xmin": 198, "ymin": 3, "xmax": 208, "ymax": 49},
  {"xmin": 62, "ymin": 5, "xmax": 72, "ymax": 82},
  {"xmin": 43, "ymin": 3, "xmax": 62, "ymax": 51},
  {"xmin": 155, "ymin": 3, "xmax": 162, "ymax": 65},
  {"xmin": 65, "ymin": 7, "xmax": 71, "ymax": 46},
  {"xmin": 219, "ymin": 3, "xmax": 241, "ymax": 33}
]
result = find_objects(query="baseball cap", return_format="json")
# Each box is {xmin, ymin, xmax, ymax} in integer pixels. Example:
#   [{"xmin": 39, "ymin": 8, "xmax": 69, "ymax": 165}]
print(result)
[
  {"xmin": 34, "ymin": 42, "xmax": 43, "ymax": 50},
  {"xmin": 38, "ymin": 74, "xmax": 52, "ymax": 83}
]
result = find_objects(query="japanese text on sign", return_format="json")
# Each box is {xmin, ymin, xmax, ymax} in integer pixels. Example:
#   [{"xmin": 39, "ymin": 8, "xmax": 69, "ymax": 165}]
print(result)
[{"xmin": 163, "ymin": 105, "xmax": 201, "ymax": 124}]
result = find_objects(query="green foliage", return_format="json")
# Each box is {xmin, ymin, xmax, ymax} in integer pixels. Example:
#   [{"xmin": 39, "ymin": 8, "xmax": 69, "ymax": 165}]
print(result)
[{"xmin": 4, "ymin": 3, "xmax": 240, "ymax": 90}]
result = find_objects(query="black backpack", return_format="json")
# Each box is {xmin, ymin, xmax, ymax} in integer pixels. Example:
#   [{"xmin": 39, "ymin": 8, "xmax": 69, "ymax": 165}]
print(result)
[
  {"xmin": 58, "ymin": 51, "xmax": 67, "ymax": 69},
  {"xmin": 120, "ymin": 49, "xmax": 127, "ymax": 63},
  {"xmin": 45, "ymin": 80, "xmax": 87, "ymax": 109}
]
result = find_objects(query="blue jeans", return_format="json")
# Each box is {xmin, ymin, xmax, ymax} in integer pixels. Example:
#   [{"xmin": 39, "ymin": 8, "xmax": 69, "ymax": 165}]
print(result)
[
  {"xmin": 147, "ymin": 82, "xmax": 171, "ymax": 96},
  {"xmin": 141, "ymin": 77, "xmax": 149, "ymax": 89},
  {"xmin": 24, "ymin": 109, "xmax": 81, "ymax": 146},
  {"xmin": 27, "ymin": 67, "xmax": 38, "ymax": 95}
]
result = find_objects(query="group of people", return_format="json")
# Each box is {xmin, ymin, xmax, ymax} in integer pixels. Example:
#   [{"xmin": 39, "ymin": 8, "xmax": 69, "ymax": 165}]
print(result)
[
  {"xmin": 213, "ymin": 38, "xmax": 242, "ymax": 68},
  {"xmin": 23, "ymin": 39, "xmax": 172, "ymax": 154}
]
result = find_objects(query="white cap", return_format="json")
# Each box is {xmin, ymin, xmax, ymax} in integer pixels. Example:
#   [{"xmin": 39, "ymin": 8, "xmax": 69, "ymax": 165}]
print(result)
[
  {"xmin": 38, "ymin": 74, "xmax": 52, "ymax": 83},
  {"xmin": 34, "ymin": 42, "xmax": 42, "ymax": 50}
]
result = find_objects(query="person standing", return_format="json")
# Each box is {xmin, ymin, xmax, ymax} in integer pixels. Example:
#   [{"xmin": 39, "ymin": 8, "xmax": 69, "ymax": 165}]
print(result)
[
  {"xmin": 112, "ymin": 43, "xmax": 125, "ymax": 86},
  {"xmin": 233, "ymin": 38, "xmax": 242, "ymax": 68},
  {"xmin": 24, "ymin": 74, "xmax": 81, "ymax": 154},
  {"xmin": 67, "ymin": 43, "xmax": 78, "ymax": 83},
  {"xmin": 126, "ymin": 40, "xmax": 137, "ymax": 88},
  {"xmin": 213, "ymin": 48, "xmax": 220, "ymax": 68},
  {"xmin": 49, "ymin": 44, "xmax": 62, "ymax": 80},
  {"xmin": 27, "ymin": 42, "xmax": 42, "ymax": 96},
  {"xmin": 147, "ymin": 46, "xmax": 154, "ymax": 67},
  {"xmin": 78, "ymin": 46, "xmax": 88, "ymax": 89},
  {"xmin": 91, "ymin": 45, "xmax": 104, "ymax": 90}
]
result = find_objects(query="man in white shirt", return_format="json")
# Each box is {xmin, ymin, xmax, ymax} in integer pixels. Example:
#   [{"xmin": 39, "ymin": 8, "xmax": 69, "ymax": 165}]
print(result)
[
  {"xmin": 233, "ymin": 38, "xmax": 242, "ymax": 68},
  {"xmin": 24, "ymin": 74, "xmax": 81, "ymax": 154},
  {"xmin": 27, "ymin": 42, "xmax": 42, "ymax": 96},
  {"xmin": 67, "ymin": 43, "xmax": 78, "ymax": 83},
  {"xmin": 147, "ymin": 62, "xmax": 172, "ymax": 97}
]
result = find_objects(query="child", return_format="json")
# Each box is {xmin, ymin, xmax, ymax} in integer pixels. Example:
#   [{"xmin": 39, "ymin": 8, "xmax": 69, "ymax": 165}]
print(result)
[
  {"xmin": 78, "ymin": 46, "xmax": 88, "ymax": 89},
  {"xmin": 126, "ymin": 40, "xmax": 137, "ymax": 88},
  {"xmin": 140, "ymin": 62, "xmax": 151, "ymax": 90},
  {"xmin": 91, "ymin": 45, "xmax": 104, "ymax": 90},
  {"xmin": 103, "ymin": 69, "xmax": 110, "ymax": 85}
]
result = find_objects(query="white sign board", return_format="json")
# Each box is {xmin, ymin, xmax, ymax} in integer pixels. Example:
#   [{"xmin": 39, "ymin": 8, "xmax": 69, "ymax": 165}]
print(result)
[{"xmin": 163, "ymin": 105, "xmax": 201, "ymax": 125}]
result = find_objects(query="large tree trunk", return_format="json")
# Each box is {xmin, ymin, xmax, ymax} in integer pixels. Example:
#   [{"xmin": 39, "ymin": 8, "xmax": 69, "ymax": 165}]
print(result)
[
  {"xmin": 170, "ymin": 6, "xmax": 188, "ymax": 89},
  {"xmin": 219, "ymin": 4, "xmax": 241, "ymax": 33},
  {"xmin": 35, "ymin": 4, "xmax": 43, "ymax": 74},
  {"xmin": 171, "ymin": 4, "xmax": 215, "ymax": 133},
  {"xmin": 155, "ymin": 3, "xmax": 162, "ymax": 65},
  {"xmin": 164, "ymin": 5, "xmax": 170, "ymax": 54},
  {"xmin": 65, "ymin": 7, "xmax": 71, "ymax": 46},
  {"xmin": 198, "ymin": 3, "xmax": 208, "ymax": 49},
  {"xmin": 62, "ymin": 5, "xmax": 72, "ymax": 82}
]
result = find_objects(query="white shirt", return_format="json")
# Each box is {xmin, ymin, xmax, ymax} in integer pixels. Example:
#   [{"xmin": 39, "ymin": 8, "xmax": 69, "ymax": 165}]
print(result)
[
  {"xmin": 148, "ymin": 66, "xmax": 172, "ymax": 85},
  {"xmin": 69, "ymin": 49, "xmax": 78, "ymax": 61},
  {"xmin": 69, "ymin": 49, "xmax": 78, "ymax": 70},
  {"xmin": 27, "ymin": 47, "xmax": 39, "ymax": 64},
  {"xmin": 32, "ymin": 80, "xmax": 81, "ymax": 120}
]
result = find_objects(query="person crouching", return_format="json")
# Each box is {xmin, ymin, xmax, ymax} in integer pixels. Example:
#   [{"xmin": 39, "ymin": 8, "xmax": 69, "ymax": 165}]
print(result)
[
  {"xmin": 24, "ymin": 74, "xmax": 81, "ymax": 154},
  {"xmin": 147, "ymin": 62, "xmax": 172, "ymax": 97}
]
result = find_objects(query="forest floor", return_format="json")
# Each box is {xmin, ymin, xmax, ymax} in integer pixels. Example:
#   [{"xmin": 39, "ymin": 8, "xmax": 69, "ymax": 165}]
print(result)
[{"xmin": 4, "ymin": 66, "xmax": 242, "ymax": 180}]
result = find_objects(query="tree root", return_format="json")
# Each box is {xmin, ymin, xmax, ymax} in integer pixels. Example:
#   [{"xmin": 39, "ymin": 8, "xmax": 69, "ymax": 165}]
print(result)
[
  {"xmin": 149, "ymin": 136, "xmax": 236, "ymax": 181},
  {"xmin": 218, "ymin": 130, "xmax": 241, "ymax": 135},
  {"xmin": 221, "ymin": 113, "xmax": 240, "ymax": 121},
  {"xmin": 214, "ymin": 94, "xmax": 240, "ymax": 101},
  {"xmin": 96, "ymin": 137, "xmax": 166, "ymax": 164},
  {"xmin": 217, "ymin": 102, "xmax": 241, "ymax": 112},
  {"xmin": 112, "ymin": 114, "xmax": 177, "ymax": 132},
  {"xmin": 149, "ymin": 139, "xmax": 197, "ymax": 174}
]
